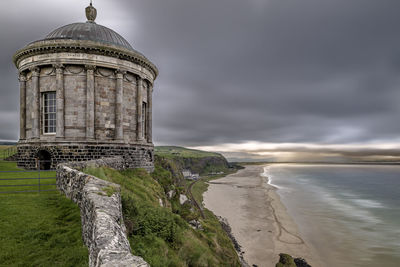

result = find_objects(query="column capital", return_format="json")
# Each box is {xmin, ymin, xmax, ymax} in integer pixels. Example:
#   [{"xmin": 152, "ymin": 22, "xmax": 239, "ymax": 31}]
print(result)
[
  {"xmin": 29, "ymin": 67, "xmax": 40, "ymax": 76},
  {"xmin": 115, "ymin": 69, "xmax": 127, "ymax": 75},
  {"xmin": 18, "ymin": 72, "xmax": 27, "ymax": 82},
  {"xmin": 53, "ymin": 63, "xmax": 65, "ymax": 72},
  {"xmin": 53, "ymin": 63, "xmax": 64, "ymax": 69},
  {"xmin": 115, "ymin": 69, "xmax": 127, "ymax": 79},
  {"xmin": 137, "ymin": 76, "xmax": 144, "ymax": 85},
  {"xmin": 85, "ymin": 64, "xmax": 96, "ymax": 71},
  {"xmin": 148, "ymin": 83, "xmax": 154, "ymax": 92}
]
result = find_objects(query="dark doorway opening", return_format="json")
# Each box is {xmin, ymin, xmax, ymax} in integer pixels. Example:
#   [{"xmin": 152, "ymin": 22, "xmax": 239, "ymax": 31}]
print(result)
[{"xmin": 37, "ymin": 150, "xmax": 52, "ymax": 170}]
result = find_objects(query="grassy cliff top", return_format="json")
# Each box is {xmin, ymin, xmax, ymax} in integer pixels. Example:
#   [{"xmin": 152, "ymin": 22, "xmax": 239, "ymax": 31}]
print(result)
[
  {"xmin": 0, "ymin": 161, "xmax": 88, "ymax": 266},
  {"xmin": 155, "ymin": 146, "xmax": 223, "ymax": 159}
]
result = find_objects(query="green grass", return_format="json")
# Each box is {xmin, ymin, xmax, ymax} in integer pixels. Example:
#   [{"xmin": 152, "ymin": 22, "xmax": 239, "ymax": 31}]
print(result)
[
  {"xmin": 0, "ymin": 161, "xmax": 88, "ymax": 266},
  {"xmin": 155, "ymin": 146, "xmax": 224, "ymax": 159},
  {"xmin": 84, "ymin": 165, "xmax": 241, "ymax": 267},
  {"xmin": 0, "ymin": 145, "xmax": 17, "ymax": 160},
  {"xmin": 0, "ymin": 161, "xmax": 56, "ymax": 193},
  {"xmin": 276, "ymin": 253, "xmax": 297, "ymax": 267},
  {"xmin": 187, "ymin": 171, "xmax": 245, "ymax": 266},
  {"xmin": 155, "ymin": 147, "xmax": 230, "ymax": 176}
]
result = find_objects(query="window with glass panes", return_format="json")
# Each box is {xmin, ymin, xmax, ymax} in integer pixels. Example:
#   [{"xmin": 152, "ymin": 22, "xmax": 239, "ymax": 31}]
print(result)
[
  {"xmin": 43, "ymin": 92, "xmax": 56, "ymax": 134},
  {"xmin": 142, "ymin": 102, "xmax": 147, "ymax": 138}
]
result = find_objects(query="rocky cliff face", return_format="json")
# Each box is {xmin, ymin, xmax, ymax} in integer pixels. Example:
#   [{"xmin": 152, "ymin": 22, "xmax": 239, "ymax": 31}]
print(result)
[
  {"xmin": 181, "ymin": 156, "xmax": 230, "ymax": 175},
  {"xmin": 155, "ymin": 154, "xmax": 230, "ymax": 177}
]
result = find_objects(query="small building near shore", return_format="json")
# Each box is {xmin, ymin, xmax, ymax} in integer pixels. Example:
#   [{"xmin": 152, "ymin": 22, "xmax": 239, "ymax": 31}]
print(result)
[
  {"xmin": 13, "ymin": 3, "xmax": 158, "ymax": 170},
  {"xmin": 182, "ymin": 169, "xmax": 192, "ymax": 178},
  {"xmin": 182, "ymin": 169, "xmax": 200, "ymax": 180}
]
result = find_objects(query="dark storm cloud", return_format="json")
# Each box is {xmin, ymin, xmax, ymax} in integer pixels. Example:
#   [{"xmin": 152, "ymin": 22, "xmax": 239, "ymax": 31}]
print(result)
[
  {"xmin": 118, "ymin": 0, "xmax": 400, "ymax": 145},
  {"xmin": 1, "ymin": 0, "xmax": 399, "ymax": 147}
]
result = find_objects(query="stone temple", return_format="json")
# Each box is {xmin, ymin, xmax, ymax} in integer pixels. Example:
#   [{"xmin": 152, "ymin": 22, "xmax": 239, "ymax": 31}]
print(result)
[{"xmin": 13, "ymin": 3, "xmax": 158, "ymax": 170}]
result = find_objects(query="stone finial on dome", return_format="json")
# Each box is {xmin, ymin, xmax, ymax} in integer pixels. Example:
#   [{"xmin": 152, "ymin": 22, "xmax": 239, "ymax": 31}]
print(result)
[{"xmin": 85, "ymin": 1, "xmax": 97, "ymax": 22}]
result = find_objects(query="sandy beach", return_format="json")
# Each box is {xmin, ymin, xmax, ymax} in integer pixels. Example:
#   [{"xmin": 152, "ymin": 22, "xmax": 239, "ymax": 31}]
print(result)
[{"xmin": 203, "ymin": 165, "xmax": 321, "ymax": 267}]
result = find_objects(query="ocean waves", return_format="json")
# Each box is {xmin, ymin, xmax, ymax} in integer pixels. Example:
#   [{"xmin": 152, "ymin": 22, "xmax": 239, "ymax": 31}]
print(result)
[{"xmin": 265, "ymin": 164, "xmax": 400, "ymax": 267}]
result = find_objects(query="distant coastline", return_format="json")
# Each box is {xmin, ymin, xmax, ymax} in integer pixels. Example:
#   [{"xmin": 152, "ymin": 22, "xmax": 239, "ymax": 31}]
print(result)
[{"xmin": 231, "ymin": 161, "xmax": 400, "ymax": 165}]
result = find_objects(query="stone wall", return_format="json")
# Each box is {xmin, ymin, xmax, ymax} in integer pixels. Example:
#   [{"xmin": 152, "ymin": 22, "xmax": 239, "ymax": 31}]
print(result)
[
  {"xmin": 57, "ymin": 157, "xmax": 149, "ymax": 267},
  {"xmin": 17, "ymin": 143, "xmax": 154, "ymax": 171}
]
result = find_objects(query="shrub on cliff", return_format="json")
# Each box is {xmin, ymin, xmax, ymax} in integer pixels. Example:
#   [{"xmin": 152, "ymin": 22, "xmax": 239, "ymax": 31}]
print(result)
[
  {"xmin": 152, "ymin": 163, "xmax": 174, "ymax": 193},
  {"xmin": 276, "ymin": 253, "xmax": 297, "ymax": 267}
]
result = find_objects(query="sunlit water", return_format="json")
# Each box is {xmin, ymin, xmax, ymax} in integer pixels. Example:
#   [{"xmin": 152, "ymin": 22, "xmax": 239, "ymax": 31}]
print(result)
[{"xmin": 264, "ymin": 164, "xmax": 400, "ymax": 267}]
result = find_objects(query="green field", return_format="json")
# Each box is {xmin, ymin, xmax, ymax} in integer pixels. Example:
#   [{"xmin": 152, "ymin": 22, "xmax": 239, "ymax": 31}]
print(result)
[
  {"xmin": 0, "ymin": 145, "xmax": 17, "ymax": 160},
  {"xmin": 155, "ymin": 146, "xmax": 224, "ymax": 159},
  {"xmin": 0, "ymin": 161, "xmax": 56, "ymax": 193},
  {"xmin": 0, "ymin": 160, "xmax": 88, "ymax": 266}
]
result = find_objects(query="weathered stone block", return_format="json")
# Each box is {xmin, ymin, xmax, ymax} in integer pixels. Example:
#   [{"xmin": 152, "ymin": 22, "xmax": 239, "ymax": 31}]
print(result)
[{"xmin": 57, "ymin": 158, "xmax": 150, "ymax": 267}]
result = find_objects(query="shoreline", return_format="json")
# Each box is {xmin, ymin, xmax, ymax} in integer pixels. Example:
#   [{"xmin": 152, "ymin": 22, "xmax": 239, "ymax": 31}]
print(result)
[{"xmin": 203, "ymin": 165, "xmax": 321, "ymax": 267}]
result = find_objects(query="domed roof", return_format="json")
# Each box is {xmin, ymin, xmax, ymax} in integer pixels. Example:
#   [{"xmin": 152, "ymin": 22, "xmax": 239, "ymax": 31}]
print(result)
[
  {"xmin": 14, "ymin": 3, "xmax": 158, "ymax": 78},
  {"xmin": 44, "ymin": 22, "xmax": 134, "ymax": 51}
]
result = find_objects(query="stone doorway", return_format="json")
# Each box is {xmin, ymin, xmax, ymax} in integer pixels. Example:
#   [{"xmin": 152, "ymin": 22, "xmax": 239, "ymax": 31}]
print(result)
[{"xmin": 37, "ymin": 150, "xmax": 52, "ymax": 170}]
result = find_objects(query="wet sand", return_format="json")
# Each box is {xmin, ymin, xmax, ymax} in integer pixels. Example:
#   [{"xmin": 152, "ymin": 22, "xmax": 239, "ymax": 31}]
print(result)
[{"xmin": 203, "ymin": 165, "xmax": 321, "ymax": 267}]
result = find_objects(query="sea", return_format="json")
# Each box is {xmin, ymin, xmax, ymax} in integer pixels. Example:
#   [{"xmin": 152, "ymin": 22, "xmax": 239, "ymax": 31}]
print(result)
[{"xmin": 264, "ymin": 164, "xmax": 400, "ymax": 267}]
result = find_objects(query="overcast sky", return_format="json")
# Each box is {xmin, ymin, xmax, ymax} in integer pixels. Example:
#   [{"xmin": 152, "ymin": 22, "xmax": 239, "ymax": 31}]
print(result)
[{"xmin": 1, "ymin": 0, "xmax": 400, "ymax": 160}]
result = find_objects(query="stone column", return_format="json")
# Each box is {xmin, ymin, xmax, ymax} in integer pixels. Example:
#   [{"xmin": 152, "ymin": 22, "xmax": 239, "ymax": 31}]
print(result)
[
  {"xmin": 147, "ymin": 83, "xmax": 153, "ymax": 143},
  {"xmin": 54, "ymin": 64, "xmax": 65, "ymax": 138},
  {"xmin": 115, "ymin": 70, "xmax": 125, "ymax": 141},
  {"xmin": 30, "ymin": 67, "xmax": 40, "ymax": 139},
  {"xmin": 86, "ymin": 65, "xmax": 95, "ymax": 140},
  {"xmin": 19, "ymin": 72, "xmax": 27, "ymax": 140},
  {"xmin": 136, "ymin": 77, "xmax": 143, "ymax": 141}
]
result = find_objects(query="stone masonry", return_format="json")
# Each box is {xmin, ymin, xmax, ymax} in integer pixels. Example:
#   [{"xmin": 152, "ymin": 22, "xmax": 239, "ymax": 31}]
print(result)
[
  {"xmin": 57, "ymin": 157, "xmax": 150, "ymax": 267},
  {"xmin": 13, "ymin": 3, "xmax": 158, "ymax": 170},
  {"xmin": 18, "ymin": 143, "xmax": 154, "ymax": 171}
]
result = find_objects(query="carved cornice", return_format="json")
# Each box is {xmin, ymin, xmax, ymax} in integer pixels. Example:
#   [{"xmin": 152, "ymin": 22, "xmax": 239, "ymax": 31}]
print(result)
[{"xmin": 13, "ymin": 39, "xmax": 158, "ymax": 79}]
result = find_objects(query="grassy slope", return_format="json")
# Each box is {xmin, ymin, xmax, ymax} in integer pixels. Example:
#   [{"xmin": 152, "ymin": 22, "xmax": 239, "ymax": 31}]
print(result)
[
  {"xmin": 0, "ymin": 161, "xmax": 88, "ymax": 266},
  {"xmin": 84, "ymin": 165, "xmax": 241, "ymax": 267},
  {"xmin": 155, "ymin": 146, "xmax": 223, "ymax": 159},
  {"xmin": 0, "ymin": 145, "xmax": 17, "ymax": 160},
  {"xmin": 155, "ymin": 146, "xmax": 230, "ymax": 175}
]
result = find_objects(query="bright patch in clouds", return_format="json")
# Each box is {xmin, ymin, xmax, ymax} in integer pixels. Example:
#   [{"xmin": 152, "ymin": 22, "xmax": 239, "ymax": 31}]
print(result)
[{"xmin": 189, "ymin": 141, "xmax": 400, "ymax": 162}]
